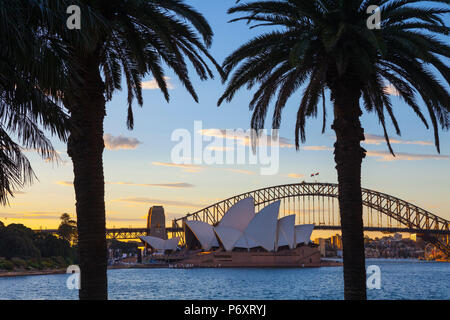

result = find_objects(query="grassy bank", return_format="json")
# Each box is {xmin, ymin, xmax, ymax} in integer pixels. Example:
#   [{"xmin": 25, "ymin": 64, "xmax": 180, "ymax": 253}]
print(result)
[{"xmin": 0, "ymin": 256, "xmax": 72, "ymax": 273}]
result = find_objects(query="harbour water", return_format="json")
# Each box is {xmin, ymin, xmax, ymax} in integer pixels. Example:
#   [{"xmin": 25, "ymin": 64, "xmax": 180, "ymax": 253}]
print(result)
[{"xmin": 0, "ymin": 260, "xmax": 448, "ymax": 300}]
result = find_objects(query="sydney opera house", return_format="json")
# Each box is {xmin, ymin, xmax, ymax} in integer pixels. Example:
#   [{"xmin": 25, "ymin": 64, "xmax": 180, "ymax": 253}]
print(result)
[{"xmin": 141, "ymin": 197, "xmax": 321, "ymax": 267}]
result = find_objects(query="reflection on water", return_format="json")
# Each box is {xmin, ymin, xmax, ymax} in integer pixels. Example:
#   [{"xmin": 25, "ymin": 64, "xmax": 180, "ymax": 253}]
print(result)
[{"xmin": 0, "ymin": 260, "xmax": 448, "ymax": 300}]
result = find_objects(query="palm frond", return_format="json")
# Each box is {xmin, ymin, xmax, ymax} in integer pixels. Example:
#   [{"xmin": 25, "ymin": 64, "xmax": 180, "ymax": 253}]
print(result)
[{"xmin": 219, "ymin": 0, "xmax": 449, "ymax": 156}]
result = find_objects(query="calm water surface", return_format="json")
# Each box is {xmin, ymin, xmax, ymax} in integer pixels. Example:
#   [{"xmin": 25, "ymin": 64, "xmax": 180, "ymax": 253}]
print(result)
[{"xmin": 0, "ymin": 260, "xmax": 448, "ymax": 300}]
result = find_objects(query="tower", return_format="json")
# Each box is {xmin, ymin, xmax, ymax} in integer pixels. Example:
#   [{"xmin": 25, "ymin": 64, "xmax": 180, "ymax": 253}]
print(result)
[{"xmin": 147, "ymin": 206, "xmax": 167, "ymax": 240}]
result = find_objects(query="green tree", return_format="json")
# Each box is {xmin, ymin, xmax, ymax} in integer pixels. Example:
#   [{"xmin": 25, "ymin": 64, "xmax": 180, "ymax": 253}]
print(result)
[
  {"xmin": 0, "ymin": 224, "xmax": 40, "ymax": 259},
  {"xmin": 29, "ymin": 0, "xmax": 221, "ymax": 299},
  {"xmin": 33, "ymin": 232, "xmax": 77, "ymax": 263},
  {"xmin": 218, "ymin": 0, "xmax": 449, "ymax": 299},
  {"xmin": 58, "ymin": 213, "xmax": 77, "ymax": 243}
]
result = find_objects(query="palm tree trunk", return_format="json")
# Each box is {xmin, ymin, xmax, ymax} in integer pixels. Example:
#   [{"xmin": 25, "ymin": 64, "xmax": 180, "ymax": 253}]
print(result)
[
  {"xmin": 331, "ymin": 88, "xmax": 367, "ymax": 300},
  {"xmin": 66, "ymin": 54, "xmax": 108, "ymax": 300}
]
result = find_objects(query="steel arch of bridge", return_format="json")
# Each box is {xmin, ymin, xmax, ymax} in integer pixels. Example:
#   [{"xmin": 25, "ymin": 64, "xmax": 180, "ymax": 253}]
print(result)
[{"xmin": 172, "ymin": 182, "xmax": 450, "ymax": 255}]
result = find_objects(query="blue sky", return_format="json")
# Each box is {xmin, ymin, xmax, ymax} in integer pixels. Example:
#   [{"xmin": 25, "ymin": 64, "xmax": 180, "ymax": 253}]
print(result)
[{"xmin": 1, "ymin": 0, "xmax": 449, "ymax": 233}]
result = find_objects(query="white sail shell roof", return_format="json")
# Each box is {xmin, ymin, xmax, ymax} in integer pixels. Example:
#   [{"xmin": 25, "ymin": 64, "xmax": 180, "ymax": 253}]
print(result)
[
  {"xmin": 217, "ymin": 197, "xmax": 255, "ymax": 232},
  {"xmin": 214, "ymin": 197, "xmax": 255, "ymax": 251},
  {"xmin": 165, "ymin": 237, "xmax": 181, "ymax": 251},
  {"xmin": 295, "ymin": 224, "xmax": 314, "ymax": 245},
  {"xmin": 276, "ymin": 215, "xmax": 296, "ymax": 249},
  {"xmin": 234, "ymin": 233, "xmax": 260, "ymax": 249},
  {"xmin": 140, "ymin": 236, "xmax": 180, "ymax": 251},
  {"xmin": 214, "ymin": 225, "xmax": 243, "ymax": 251},
  {"xmin": 185, "ymin": 220, "xmax": 219, "ymax": 250},
  {"xmin": 234, "ymin": 201, "xmax": 280, "ymax": 251}
]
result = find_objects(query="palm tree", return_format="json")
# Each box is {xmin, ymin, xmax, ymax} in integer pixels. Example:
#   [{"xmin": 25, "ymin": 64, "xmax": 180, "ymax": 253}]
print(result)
[
  {"xmin": 218, "ymin": 0, "xmax": 449, "ymax": 299},
  {"xmin": 35, "ymin": 0, "xmax": 221, "ymax": 300},
  {"xmin": 0, "ymin": 1, "xmax": 74, "ymax": 205},
  {"xmin": 58, "ymin": 213, "xmax": 78, "ymax": 243}
]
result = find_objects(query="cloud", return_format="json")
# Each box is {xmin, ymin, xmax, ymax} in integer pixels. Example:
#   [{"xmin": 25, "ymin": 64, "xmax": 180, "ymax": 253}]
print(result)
[
  {"xmin": 206, "ymin": 146, "xmax": 234, "ymax": 152},
  {"xmin": 278, "ymin": 137, "xmax": 294, "ymax": 148},
  {"xmin": 199, "ymin": 129, "xmax": 294, "ymax": 149},
  {"xmin": 152, "ymin": 161, "xmax": 204, "ymax": 173},
  {"xmin": 384, "ymin": 84, "xmax": 400, "ymax": 96},
  {"xmin": 141, "ymin": 77, "xmax": 174, "ymax": 90},
  {"xmin": 224, "ymin": 168, "xmax": 256, "ymax": 175},
  {"xmin": 108, "ymin": 182, "xmax": 194, "ymax": 189},
  {"xmin": 296, "ymin": 142, "xmax": 446, "ymax": 162},
  {"xmin": 114, "ymin": 197, "xmax": 205, "ymax": 209},
  {"xmin": 366, "ymin": 150, "xmax": 450, "ymax": 161},
  {"xmin": 56, "ymin": 181, "xmax": 73, "ymax": 187},
  {"xmin": 105, "ymin": 217, "xmax": 144, "ymax": 222},
  {"xmin": 56, "ymin": 180, "xmax": 194, "ymax": 189},
  {"xmin": 302, "ymin": 145, "xmax": 333, "ymax": 151},
  {"xmin": 22, "ymin": 148, "xmax": 68, "ymax": 164},
  {"xmin": 287, "ymin": 173, "xmax": 305, "ymax": 179},
  {"xmin": 152, "ymin": 161, "xmax": 258, "ymax": 175},
  {"xmin": 104, "ymin": 134, "xmax": 141, "ymax": 150},
  {"xmin": 0, "ymin": 211, "xmax": 66, "ymax": 220},
  {"xmin": 364, "ymin": 134, "xmax": 433, "ymax": 146}
]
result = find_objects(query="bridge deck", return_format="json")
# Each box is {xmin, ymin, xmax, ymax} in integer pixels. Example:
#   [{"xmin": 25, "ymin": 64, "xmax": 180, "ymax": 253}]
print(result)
[{"xmin": 34, "ymin": 225, "xmax": 450, "ymax": 238}]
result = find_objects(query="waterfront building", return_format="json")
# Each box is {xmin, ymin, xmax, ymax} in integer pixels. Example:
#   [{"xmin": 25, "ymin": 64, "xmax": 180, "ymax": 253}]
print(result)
[
  {"xmin": 213, "ymin": 197, "xmax": 255, "ymax": 251},
  {"xmin": 330, "ymin": 234, "xmax": 342, "ymax": 250},
  {"xmin": 185, "ymin": 220, "xmax": 219, "ymax": 250},
  {"xmin": 140, "ymin": 197, "xmax": 319, "ymax": 267},
  {"xmin": 317, "ymin": 238, "xmax": 326, "ymax": 256},
  {"xmin": 393, "ymin": 233, "xmax": 403, "ymax": 241},
  {"xmin": 185, "ymin": 197, "xmax": 315, "ymax": 252},
  {"xmin": 140, "ymin": 236, "xmax": 180, "ymax": 254}
]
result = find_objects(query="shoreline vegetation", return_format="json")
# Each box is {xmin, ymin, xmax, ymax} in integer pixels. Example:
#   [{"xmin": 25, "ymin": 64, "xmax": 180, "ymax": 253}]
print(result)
[
  {"xmin": 0, "ymin": 216, "xmax": 78, "ymax": 278},
  {"xmin": 0, "ymin": 268, "xmax": 67, "ymax": 278}
]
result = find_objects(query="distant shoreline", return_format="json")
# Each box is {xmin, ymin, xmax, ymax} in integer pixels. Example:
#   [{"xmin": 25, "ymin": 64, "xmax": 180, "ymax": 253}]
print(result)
[
  {"xmin": 0, "ymin": 264, "xmax": 169, "ymax": 278},
  {"xmin": 0, "ymin": 268, "xmax": 67, "ymax": 278},
  {"xmin": 0, "ymin": 260, "xmax": 344, "ymax": 278},
  {"xmin": 4, "ymin": 258, "xmax": 447, "ymax": 278}
]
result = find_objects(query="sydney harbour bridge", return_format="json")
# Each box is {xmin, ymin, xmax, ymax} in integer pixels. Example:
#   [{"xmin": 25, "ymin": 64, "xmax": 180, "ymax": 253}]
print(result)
[
  {"xmin": 170, "ymin": 182, "xmax": 450, "ymax": 256},
  {"xmin": 37, "ymin": 182, "xmax": 450, "ymax": 257}
]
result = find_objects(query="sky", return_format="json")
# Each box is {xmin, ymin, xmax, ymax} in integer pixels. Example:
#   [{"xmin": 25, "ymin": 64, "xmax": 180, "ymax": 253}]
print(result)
[{"xmin": 1, "ymin": 1, "xmax": 449, "ymax": 239}]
